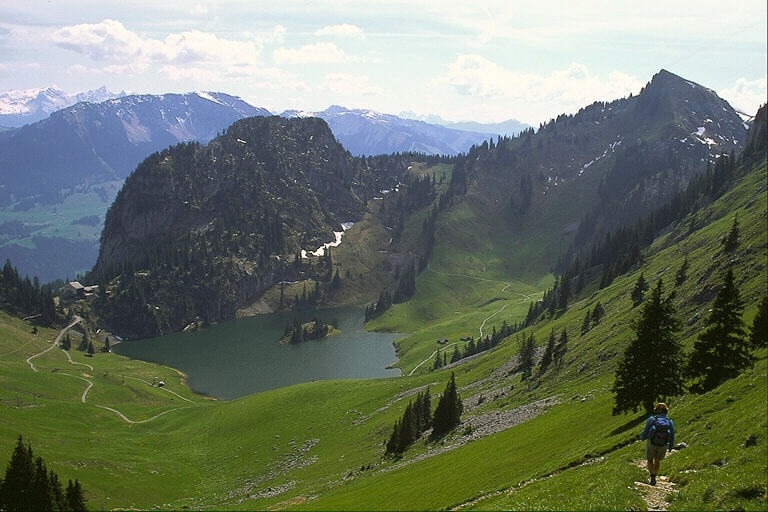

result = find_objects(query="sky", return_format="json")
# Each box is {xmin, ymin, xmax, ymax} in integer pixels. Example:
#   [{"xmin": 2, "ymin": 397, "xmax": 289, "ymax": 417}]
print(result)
[{"xmin": 0, "ymin": 1, "xmax": 766, "ymax": 125}]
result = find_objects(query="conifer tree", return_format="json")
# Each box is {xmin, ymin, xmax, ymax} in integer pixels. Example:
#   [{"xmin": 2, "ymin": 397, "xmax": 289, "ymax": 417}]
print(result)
[
  {"xmin": 102, "ymin": 336, "xmax": 111, "ymax": 353},
  {"xmin": 538, "ymin": 330, "xmax": 555, "ymax": 376},
  {"xmin": 613, "ymin": 279, "xmax": 683, "ymax": 415},
  {"xmin": 518, "ymin": 334, "xmax": 536, "ymax": 379},
  {"xmin": 432, "ymin": 373, "xmax": 462, "ymax": 438},
  {"xmin": 432, "ymin": 350, "xmax": 442, "ymax": 371},
  {"xmin": 581, "ymin": 309, "xmax": 591, "ymax": 336},
  {"xmin": 750, "ymin": 295, "xmax": 767, "ymax": 348},
  {"xmin": 61, "ymin": 333, "xmax": 71, "ymax": 351},
  {"xmin": 631, "ymin": 272, "xmax": 648, "ymax": 306},
  {"xmin": 66, "ymin": 479, "xmax": 87, "ymax": 511},
  {"xmin": 686, "ymin": 270, "xmax": 751, "ymax": 392},
  {"xmin": 675, "ymin": 255, "xmax": 689, "ymax": 286},
  {"xmin": 450, "ymin": 346, "xmax": 461, "ymax": 363},
  {"xmin": 722, "ymin": 215, "xmax": 739, "ymax": 252},
  {"xmin": 554, "ymin": 328, "xmax": 569, "ymax": 366},
  {"xmin": 591, "ymin": 301, "xmax": 605, "ymax": 325},
  {"xmin": 87, "ymin": 341, "xmax": 95, "ymax": 357}
]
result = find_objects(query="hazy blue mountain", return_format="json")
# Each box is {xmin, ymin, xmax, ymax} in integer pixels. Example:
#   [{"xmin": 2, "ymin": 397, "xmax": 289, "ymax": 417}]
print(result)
[
  {"xmin": 401, "ymin": 112, "xmax": 529, "ymax": 137},
  {"xmin": 0, "ymin": 91, "xmax": 270, "ymax": 282},
  {"xmin": 281, "ymin": 106, "xmax": 495, "ymax": 156},
  {"xmin": 0, "ymin": 85, "xmax": 123, "ymax": 127}
]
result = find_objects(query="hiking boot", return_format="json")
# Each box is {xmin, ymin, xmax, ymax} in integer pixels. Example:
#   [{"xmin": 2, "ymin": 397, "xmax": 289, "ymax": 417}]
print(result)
[{"xmin": 650, "ymin": 474, "xmax": 656, "ymax": 486}]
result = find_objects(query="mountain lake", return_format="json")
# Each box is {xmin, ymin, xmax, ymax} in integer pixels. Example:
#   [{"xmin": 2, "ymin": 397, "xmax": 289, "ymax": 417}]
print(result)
[{"xmin": 112, "ymin": 307, "xmax": 401, "ymax": 400}]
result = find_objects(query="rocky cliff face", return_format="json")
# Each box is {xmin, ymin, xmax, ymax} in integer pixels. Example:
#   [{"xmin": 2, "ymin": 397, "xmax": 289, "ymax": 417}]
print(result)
[
  {"xmin": 92, "ymin": 116, "xmax": 405, "ymax": 338},
  {"xmin": 0, "ymin": 92, "xmax": 269, "ymax": 205}
]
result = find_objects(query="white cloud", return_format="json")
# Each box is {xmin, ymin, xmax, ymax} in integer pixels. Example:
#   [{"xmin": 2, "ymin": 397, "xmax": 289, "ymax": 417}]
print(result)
[
  {"xmin": 315, "ymin": 24, "xmax": 365, "ymax": 39},
  {"xmin": 273, "ymin": 42, "xmax": 358, "ymax": 65},
  {"xmin": 719, "ymin": 77, "xmax": 767, "ymax": 116},
  {"xmin": 437, "ymin": 57, "xmax": 643, "ymax": 124},
  {"xmin": 321, "ymin": 73, "xmax": 383, "ymax": 96},
  {"xmin": 50, "ymin": 18, "xmax": 303, "ymax": 87}
]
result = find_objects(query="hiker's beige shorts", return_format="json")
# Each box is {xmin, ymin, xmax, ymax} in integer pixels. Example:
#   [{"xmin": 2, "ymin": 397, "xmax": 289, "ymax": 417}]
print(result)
[{"xmin": 645, "ymin": 440, "xmax": 667, "ymax": 461}]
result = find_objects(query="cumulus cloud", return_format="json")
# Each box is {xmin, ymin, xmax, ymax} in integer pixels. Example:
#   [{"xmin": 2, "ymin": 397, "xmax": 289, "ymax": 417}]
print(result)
[
  {"xmin": 321, "ymin": 73, "xmax": 383, "ymax": 96},
  {"xmin": 50, "ymin": 18, "xmax": 294, "ymax": 85},
  {"xmin": 718, "ymin": 77, "xmax": 767, "ymax": 116},
  {"xmin": 315, "ymin": 24, "xmax": 365, "ymax": 39},
  {"xmin": 437, "ymin": 57, "xmax": 643, "ymax": 123},
  {"xmin": 273, "ymin": 42, "xmax": 358, "ymax": 65}
]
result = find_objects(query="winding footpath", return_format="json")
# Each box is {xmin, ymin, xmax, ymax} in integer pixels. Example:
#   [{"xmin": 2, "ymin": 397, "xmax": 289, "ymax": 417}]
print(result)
[
  {"xmin": 25, "ymin": 317, "xmax": 196, "ymax": 423},
  {"xmin": 26, "ymin": 316, "xmax": 82, "ymax": 372},
  {"xmin": 408, "ymin": 264, "xmax": 533, "ymax": 376}
]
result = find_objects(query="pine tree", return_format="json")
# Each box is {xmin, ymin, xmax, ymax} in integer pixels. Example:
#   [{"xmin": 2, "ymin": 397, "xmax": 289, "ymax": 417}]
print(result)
[
  {"xmin": 612, "ymin": 279, "xmax": 684, "ymax": 415},
  {"xmin": 432, "ymin": 350, "xmax": 442, "ymax": 371},
  {"xmin": 518, "ymin": 334, "xmax": 536, "ymax": 379},
  {"xmin": 722, "ymin": 215, "xmax": 739, "ymax": 252},
  {"xmin": 686, "ymin": 270, "xmax": 752, "ymax": 392},
  {"xmin": 675, "ymin": 255, "xmax": 689, "ymax": 286},
  {"xmin": 554, "ymin": 328, "xmax": 568, "ymax": 366},
  {"xmin": 0, "ymin": 436, "xmax": 34, "ymax": 511},
  {"xmin": 592, "ymin": 301, "xmax": 605, "ymax": 325},
  {"xmin": 87, "ymin": 341, "xmax": 95, "ymax": 357},
  {"xmin": 432, "ymin": 373, "xmax": 463, "ymax": 438},
  {"xmin": 581, "ymin": 309, "xmax": 591, "ymax": 336},
  {"xmin": 102, "ymin": 336, "xmax": 111, "ymax": 353},
  {"xmin": 450, "ymin": 346, "xmax": 461, "ymax": 363},
  {"xmin": 66, "ymin": 479, "xmax": 87, "ymax": 511},
  {"xmin": 61, "ymin": 333, "xmax": 71, "ymax": 351},
  {"xmin": 631, "ymin": 272, "xmax": 648, "ymax": 306},
  {"xmin": 538, "ymin": 330, "xmax": 555, "ymax": 376},
  {"xmin": 750, "ymin": 295, "xmax": 767, "ymax": 348}
]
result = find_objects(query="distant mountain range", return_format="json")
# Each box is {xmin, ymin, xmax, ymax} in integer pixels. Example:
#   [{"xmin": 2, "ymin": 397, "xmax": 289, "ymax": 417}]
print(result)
[
  {"xmin": 280, "ymin": 105, "xmax": 497, "ymax": 156},
  {"xmin": 0, "ymin": 91, "xmax": 269, "ymax": 205},
  {"xmin": 400, "ymin": 112, "xmax": 529, "ymax": 137},
  {"xmin": 0, "ymin": 86, "xmax": 124, "ymax": 127},
  {"xmin": 0, "ymin": 91, "xmax": 269, "ymax": 282}
]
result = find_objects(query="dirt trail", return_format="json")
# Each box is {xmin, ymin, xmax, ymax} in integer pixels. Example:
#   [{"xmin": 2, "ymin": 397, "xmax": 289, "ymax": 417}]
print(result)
[
  {"xmin": 24, "ymin": 315, "xmax": 194, "ymax": 424},
  {"xmin": 632, "ymin": 456, "xmax": 678, "ymax": 510},
  {"xmin": 407, "ymin": 265, "xmax": 532, "ymax": 375},
  {"xmin": 25, "ymin": 316, "xmax": 81, "ymax": 371}
]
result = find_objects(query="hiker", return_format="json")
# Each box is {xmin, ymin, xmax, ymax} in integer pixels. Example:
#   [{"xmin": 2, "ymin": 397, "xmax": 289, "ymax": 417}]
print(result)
[{"xmin": 639, "ymin": 402, "xmax": 675, "ymax": 485}]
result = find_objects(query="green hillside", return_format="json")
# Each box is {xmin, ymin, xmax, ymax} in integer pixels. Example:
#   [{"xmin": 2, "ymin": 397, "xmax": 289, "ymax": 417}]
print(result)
[{"xmin": 1, "ymin": 141, "xmax": 764, "ymax": 510}]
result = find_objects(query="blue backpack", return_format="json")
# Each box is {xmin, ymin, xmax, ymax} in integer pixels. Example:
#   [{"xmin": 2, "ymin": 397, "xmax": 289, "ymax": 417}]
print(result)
[{"xmin": 649, "ymin": 416, "xmax": 672, "ymax": 446}]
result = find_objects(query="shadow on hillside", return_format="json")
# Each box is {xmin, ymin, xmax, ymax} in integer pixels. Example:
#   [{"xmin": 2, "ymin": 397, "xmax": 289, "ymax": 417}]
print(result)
[{"xmin": 609, "ymin": 414, "xmax": 646, "ymax": 436}]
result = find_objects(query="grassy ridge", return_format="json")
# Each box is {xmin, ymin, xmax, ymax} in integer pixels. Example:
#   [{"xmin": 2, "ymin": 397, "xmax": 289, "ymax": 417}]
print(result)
[{"xmin": 0, "ymin": 159, "xmax": 764, "ymax": 510}]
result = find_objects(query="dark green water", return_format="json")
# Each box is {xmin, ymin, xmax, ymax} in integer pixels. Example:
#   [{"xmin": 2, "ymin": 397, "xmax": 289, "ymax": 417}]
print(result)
[{"xmin": 113, "ymin": 307, "xmax": 401, "ymax": 400}]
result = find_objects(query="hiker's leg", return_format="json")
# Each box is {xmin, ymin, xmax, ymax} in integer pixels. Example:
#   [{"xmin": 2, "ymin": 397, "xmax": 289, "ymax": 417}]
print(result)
[
  {"xmin": 653, "ymin": 458, "xmax": 661, "ymax": 475},
  {"xmin": 647, "ymin": 459, "xmax": 654, "ymax": 475}
]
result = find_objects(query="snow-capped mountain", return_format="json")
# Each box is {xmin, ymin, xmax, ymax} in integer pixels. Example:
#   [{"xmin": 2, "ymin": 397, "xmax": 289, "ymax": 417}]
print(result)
[
  {"xmin": 399, "ymin": 111, "xmax": 529, "ymax": 138},
  {"xmin": 0, "ymin": 91, "xmax": 270, "ymax": 205},
  {"xmin": 0, "ymin": 86, "xmax": 124, "ymax": 127},
  {"xmin": 280, "ymin": 105, "xmax": 496, "ymax": 156}
]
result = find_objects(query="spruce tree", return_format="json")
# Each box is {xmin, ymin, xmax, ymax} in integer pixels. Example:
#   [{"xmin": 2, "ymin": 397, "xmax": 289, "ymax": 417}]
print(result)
[
  {"xmin": 554, "ymin": 328, "xmax": 568, "ymax": 366},
  {"xmin": 102, "ymin": 336, "xmax": 111, "ymax": 353},
  {"xmin": 518, "ymin": 334, "xmax": 536, "ymax": 379},
  {"xmin": 581, "ymin": 309, "xmax": 591, "ymax": 336},
  {"xmin": 66, "ymin": 479, "xmax": 87, "ymax": 511},
  {"xmin": 631, "ymin": 272, "xmax": 648, "ymax": 306},
  {"xmin": 750, "ymin": 295, "xmax": 767, "ymax": 348},
  {"xmin": 686, "ymin": 269, "xmax": 752, "ymax": 392},
  {"xmin": 538, "ymin": 330, "xmax": 555, "ymax": 376},
  {"xmin": 61, "ymin": 333, "xmax": 71, "ymax": 351},
  {"xmin": 432, "ymin": 373, "xmax": 462, "ymax": 438},
  {"xmin": 591, "ymin": 301, "xmax": 605, "ymax": 325},
  {"xmin": 675, "ymin": 255, "xmax": 688, "ymax": 286},
  {"xmin": 0, "ymin": 436, "xmax": 34, "ymax": 510},
  {"xmin": 87, "ymin": 341, "xmax": 95, "ymax": 357},
  {"xmin": 612, "ymin": 279, "xmax": 684, "ymax": 415},
  {"xmin": 722, "ymin": 215, "xmax": 739, "ymax": 252}
]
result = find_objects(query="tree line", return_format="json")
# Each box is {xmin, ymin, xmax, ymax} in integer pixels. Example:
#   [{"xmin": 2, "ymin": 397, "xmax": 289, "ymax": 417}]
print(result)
[
  {"xmin": 385, "ymin": 373, "xmax": 463, "ymax": 455},
  {"xmin": 0, "ymin": 435, "xmax": 87, "ymax": 511}
]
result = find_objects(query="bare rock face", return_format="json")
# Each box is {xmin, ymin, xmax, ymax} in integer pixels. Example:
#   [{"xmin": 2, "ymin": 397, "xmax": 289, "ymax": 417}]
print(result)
[{"xmin": 93, "ymin": 116, "xmax": 404, "ymax": 338}]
